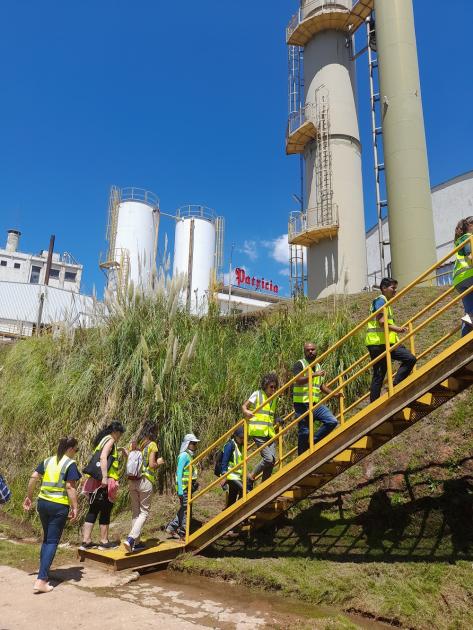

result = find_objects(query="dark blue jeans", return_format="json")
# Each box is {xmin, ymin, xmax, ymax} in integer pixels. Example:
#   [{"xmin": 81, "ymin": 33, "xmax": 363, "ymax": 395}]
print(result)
[
  {"xmin": 37, "ymin": 498, "xmax": 69, "ymax": 580},
  {"xmin": 296, "ymin": 405, "xmax": 339, "ymax": 455}
]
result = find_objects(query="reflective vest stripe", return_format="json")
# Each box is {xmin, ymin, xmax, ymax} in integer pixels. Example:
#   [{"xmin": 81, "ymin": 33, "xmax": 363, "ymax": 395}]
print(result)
[
  {"xmin": 293, "ymin": 359, "xmax": 322, "ymax": 404},
  {"xmin": 248, "ymin": 390, "xmax": 277, "ymax": 438},
  {"xmin": 365, "ymin": 295, "xmax": 398, "ymax": 346},
  {"xmin": 453, "ymin": 236, "xmax": 473, "ymax": 286},
  {"xmin": 38, "ymin": 455, "xmax": 74, "ymax": 505},
  {"xmin": 142, "ymin": 443, "xmax": 157, "ymax": 483},
  {"xmin": 175, "ymin": 451, "xmax": 198, "ymax": 492},
  {"xmin": 227, "ymin": 440, "xmax": 243, "ymax": 481},
  {"xmin": 94, "ymin": 435, "xmax": 120, "ymax": 480}
]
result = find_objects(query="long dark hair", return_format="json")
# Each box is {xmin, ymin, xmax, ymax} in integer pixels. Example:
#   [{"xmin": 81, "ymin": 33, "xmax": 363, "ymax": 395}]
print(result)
[
  {"xmin": 93, "ymin": 421, "xmax": 125, "ymax": 447},
  {"xmin": 137, "ymin": 421, "xmax": 157, "ymax": 444},
  {"xmin": 57, "ymin": 436, "xmax": 78, "ymax": 460},
  {"xmin": 454, "ymin": 217, "xmax": 473, "ymax": 242}
]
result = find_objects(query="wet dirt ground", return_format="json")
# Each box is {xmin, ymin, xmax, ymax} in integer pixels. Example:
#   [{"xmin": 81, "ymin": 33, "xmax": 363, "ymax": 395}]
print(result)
[{"xmin": 0, "ymin": 560, "xmax": 390, "ymax": 629}]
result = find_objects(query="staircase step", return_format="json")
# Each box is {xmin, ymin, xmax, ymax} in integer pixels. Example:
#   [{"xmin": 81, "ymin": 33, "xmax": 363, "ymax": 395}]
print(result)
[
  {"xmin": 298, "ymin": 475, "xmax": 331, "ymax": 488},
  {"xmin": 439, "ymin": 377, "xmax": 463, "ymax": 392},
  {"xmin": 333, "ymin": 449, "xmax": 353, "ymax": 463},
  {"xmin": 369, "ymin": 422, "xmax": 394, "ymax": 437},
  {"xmin": 413, "ymin": 393, "xmax": 434, "ymax": 407},
  {"xmin": 313, "ymin": 462, "xmax": 339, "ymax": 475},
  {"xmin": 282, "ymin": 487, "xmax": 308, "ymax": 500},
  {"xmin": 392, "ymin": 407, "xmax": 413, "ymax": 422},
  {"xmin": 351, "ymin": 436, "xmax": 373, "ymax": 450}
]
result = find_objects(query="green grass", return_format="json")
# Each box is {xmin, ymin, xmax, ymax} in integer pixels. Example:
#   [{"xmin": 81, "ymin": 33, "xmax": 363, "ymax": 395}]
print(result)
[{"xmin": 172, "ymin": 555, "xmax": 473, "ymax": 630}]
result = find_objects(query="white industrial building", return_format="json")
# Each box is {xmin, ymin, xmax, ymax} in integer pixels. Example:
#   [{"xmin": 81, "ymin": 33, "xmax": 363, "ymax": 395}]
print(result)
[
  {"xmin": 366, "ymin": 170, "xmax": 473, "ymax": 287},
  {"xmin": 0, "ymin": 230, "xmax": 95, "ymax": 339},
  {"xmin": 0, "ymin": 230, "xmax": 82, "ymax": 292}
]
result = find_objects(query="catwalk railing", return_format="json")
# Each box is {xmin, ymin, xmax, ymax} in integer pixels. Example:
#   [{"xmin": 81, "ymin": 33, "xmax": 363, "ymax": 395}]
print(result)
[{"xmin": 184, "ymin": 236, "xmax": 473, "ymax": 542}]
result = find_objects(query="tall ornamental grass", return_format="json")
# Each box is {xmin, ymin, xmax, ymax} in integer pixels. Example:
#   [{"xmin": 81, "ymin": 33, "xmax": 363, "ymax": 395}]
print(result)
[{"xmin": 0, "ymin": 276, "xmax": 367, "ymax": 508}]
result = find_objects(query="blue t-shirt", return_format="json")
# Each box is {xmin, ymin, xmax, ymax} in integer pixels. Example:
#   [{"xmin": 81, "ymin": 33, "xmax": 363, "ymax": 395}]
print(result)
[
  {"xmin": 36, "ymin": 459, "xmax": 82, "ymax": 481},
  {"xmin": 372, "ymin": 296, "xmax": 386, "ymax": 312}
]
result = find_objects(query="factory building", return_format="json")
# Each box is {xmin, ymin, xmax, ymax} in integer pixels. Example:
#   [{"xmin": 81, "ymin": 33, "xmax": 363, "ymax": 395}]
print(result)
[
  {"xmin": 0, "ymin": 230, "xmax": 82, "ymax": 292},
  {"xmin": 0, "ymin": 230, "xmax": 94, "ymax": 339},
  {"xmin": 366, "ymin": 170, "xmax": 473, "ymax": 287}
]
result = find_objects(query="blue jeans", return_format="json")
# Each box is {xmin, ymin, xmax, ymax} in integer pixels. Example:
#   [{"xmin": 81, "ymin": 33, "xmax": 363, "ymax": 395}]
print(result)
[
  {"xmin": 296, "ymin": 405, "xmax": 339, "ymax": 455},
  {"xmin": 37, "ymin": 499, "xmax": 69, "ymax": 580},
  {"xmin": 455, "ymin": 277, "xmax": 473, "ymax": 336}
]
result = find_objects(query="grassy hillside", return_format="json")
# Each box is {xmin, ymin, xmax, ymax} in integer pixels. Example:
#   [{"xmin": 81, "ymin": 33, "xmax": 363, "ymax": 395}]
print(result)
[{"xmin": 1, "ymin": 284, "xmax": 470, "ymax": 628}]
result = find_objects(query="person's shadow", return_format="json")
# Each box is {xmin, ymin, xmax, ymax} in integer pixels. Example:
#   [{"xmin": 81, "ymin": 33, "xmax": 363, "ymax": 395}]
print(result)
[{"xmin": 48, "ymin": 566, "xmax": 85, "ymax": 585}]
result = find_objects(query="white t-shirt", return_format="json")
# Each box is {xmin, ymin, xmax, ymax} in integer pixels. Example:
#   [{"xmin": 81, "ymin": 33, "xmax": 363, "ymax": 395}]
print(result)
[{"xmin": 247, "ymin": 391, "xmax": 260, "ymax": 406}]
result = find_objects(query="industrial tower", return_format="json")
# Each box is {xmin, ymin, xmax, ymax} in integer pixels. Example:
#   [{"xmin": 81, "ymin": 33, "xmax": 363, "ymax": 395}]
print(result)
[
  {"xmin": 287, "ymin": 0, "xmax": 370, "ymax": 298},
  {"xmin": 287, "ymin": 0, "xmax": 437, "ymax": 296}
]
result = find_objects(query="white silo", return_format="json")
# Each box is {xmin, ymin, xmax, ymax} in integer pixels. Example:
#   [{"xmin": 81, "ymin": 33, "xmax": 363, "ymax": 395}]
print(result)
[
  {"xmin": 173, "ymin": 205, "xmax": 223, "ymax": 314},
  {"xmin": 101, "ymin": 187, "xmax": 159, "ymax": 292},
  {"xmin": 286, "ymin": 0, "xmax": 370, "ymax": 298}
]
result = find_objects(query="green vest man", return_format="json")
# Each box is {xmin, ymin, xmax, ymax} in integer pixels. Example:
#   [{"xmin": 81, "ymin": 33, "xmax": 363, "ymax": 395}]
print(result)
[{"xmin": 365, "ymin": 277, "xmax": 416, "ymax": 402}]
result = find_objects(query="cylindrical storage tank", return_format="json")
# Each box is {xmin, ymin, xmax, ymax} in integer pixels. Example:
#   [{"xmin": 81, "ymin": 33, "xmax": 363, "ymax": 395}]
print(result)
[
  {"xmin": 173, "ymin": 206, "xmax": 216, "ymax": 315},
  {"xmin": 303, "ymin": 22, "xmax": 367, "ymax": 298},
  {"xmin": 112, "ymin": 188, "xmax": 159, "ymax": 291}
]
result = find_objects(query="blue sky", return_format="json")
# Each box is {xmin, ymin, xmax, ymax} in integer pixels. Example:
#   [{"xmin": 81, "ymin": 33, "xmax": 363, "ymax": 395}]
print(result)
[{"xmin": 0, "ymin": 0, "xmax": 472, "ymax": 296}]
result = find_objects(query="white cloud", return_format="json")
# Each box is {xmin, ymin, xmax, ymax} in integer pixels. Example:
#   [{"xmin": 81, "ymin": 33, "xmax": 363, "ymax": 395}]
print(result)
[
  {"xmin": 238, "ymin": 240, "xmax": 258, "ymax": 261},
  {"xmin": 262, "ymin": 234, "xmax": 289, "ymax": 265},
  {"xmin": 279, "ymin": 267, "xmax": 290, "ymax": 276}
]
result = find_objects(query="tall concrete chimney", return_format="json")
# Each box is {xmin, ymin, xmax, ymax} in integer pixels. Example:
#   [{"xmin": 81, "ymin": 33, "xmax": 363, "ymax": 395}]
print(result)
[
  {"xmin": 6, "ymin": 229, "xmax": 21, "ymax": 253},
  {"xmin": 374, "ymin": 0, "xmax": 436, "ymax": 286}
]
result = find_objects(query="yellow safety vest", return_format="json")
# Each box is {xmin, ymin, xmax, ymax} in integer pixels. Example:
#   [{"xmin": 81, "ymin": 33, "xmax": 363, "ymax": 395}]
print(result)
[
  {"xmin": 38, "ymin": 455, "xmax": 74, "ymax": 506},
  {"xmin": 293, "ymin": 359, "xmax": 322, "ymax": 405},
  {"xmin": 141, "ymin": 441, "xmax": 158, "ymax": 484},
  {"xmin": 248, "ymin": 390, "xmax": 277, "ymax": 439},
  {"xmin": 365, "ymin": 295, "xmax": 398, "ymax": 346},
  {"xmin": 227, "ymin": 440, "xmax": 243, "ymax": 481},
  {"xmin": 453, "ymin": 235, "xmax": 473, "ymax": 287},
  {"xmin": 95, "ymin": 435, "xmax": 120, "ymax": 481},
  {"xmin": 175, "ymin": 450, "xmax": 198, "ymax": 492}
]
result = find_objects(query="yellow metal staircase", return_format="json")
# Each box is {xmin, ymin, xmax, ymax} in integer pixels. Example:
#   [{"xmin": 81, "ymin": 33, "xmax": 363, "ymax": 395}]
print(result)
[{"xmin": 82, "ymin": 239, "xmax": 473, "ymax": 570}]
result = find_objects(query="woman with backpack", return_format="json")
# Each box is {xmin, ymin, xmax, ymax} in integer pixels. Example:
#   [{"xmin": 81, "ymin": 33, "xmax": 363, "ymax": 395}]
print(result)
[
  {"xmin": 123, "ymin": 422, "xmax": 164, "ymax": 553},
  {"xmin": 80, "ymin": 421, "xmax": 125, "ymax": 551},
  {"xmin": 23, "ymin": 436, "xmax": 80, "ymax": 593}
]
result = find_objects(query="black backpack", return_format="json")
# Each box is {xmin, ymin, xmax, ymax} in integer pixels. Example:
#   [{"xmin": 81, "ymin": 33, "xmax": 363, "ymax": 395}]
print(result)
[{"xmin": 214, "ymin": 440, "xmax": 235, "ymax": 477}]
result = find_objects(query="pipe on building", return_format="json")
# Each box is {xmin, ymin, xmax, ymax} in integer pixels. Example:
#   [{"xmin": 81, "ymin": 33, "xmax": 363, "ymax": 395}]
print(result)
[
  {"xmin": 374, "ymin": 0, "xmax": 436, "ymax": 286},
  {"xmin": 6, "ymin": 229, "xmax": 21, "ymax": 253}
]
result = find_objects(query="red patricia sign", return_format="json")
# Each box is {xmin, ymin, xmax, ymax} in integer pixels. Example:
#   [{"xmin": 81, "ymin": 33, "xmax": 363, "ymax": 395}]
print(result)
[{"xmin": 235, "ymin": 267, "xmax": 279, "ymax": 294}]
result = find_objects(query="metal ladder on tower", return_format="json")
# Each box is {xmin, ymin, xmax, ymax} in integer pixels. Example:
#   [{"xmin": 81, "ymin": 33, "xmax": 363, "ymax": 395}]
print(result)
[
  {"xmin": 315, "ymin": 91, "xmax": 334, "ymax": 226},
  {"xmin": 288, "ymin": 44, "xmax": 307, "ymax": 296},
  {"xmin": 367, "ymin": 16, "xmax": 388, "ymax": 283}
]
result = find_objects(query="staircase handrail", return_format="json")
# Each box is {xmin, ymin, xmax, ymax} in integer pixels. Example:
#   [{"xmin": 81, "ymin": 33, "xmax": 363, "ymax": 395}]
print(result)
[{"xmin": 185, "ymin": 236, "xmax": 473, "ymax": 543}]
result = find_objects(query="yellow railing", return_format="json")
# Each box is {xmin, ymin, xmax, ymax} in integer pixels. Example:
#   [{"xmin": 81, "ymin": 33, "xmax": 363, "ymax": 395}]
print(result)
[{"xmin": 184, "ymin": 236, "xmax": 473, "ymax": 543}]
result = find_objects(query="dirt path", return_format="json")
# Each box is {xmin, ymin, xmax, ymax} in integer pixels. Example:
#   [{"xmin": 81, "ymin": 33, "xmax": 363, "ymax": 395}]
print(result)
[
  {"xmin": 0, "ymin": 565, "xmax": 207, "ymax": 630},
  {"xmin": 0, "ymin": 559, "xmax": 386, "ymax": 630}
]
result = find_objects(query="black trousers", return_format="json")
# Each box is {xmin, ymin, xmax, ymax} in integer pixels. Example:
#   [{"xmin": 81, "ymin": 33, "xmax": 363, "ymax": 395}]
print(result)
[
  {"xmin": 367, "ymin": 344, "xmax": 417, "ymax": 402},
  {"xmin": 227, "ymin": 479, "xmax": 243, "ymax": 507}
]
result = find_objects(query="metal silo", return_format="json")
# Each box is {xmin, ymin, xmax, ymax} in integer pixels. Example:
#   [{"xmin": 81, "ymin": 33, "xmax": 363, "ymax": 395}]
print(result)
[
  {"xmin": 101, "ymin": 186, "xmax": 159, "ymax": 293},
  {"xmin": 173, "ymin": 205, "xmax": 224, "ymax": 314}
]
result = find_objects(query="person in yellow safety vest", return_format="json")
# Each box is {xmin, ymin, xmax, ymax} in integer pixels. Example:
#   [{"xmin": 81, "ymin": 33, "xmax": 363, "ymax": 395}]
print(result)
[
  {"xmin": 80, "ymin": 421, "xmax": 125, "ymax": 551},
  {"xmin": 220, "ymin": 425, "xmax": 245, "ymax": 507},
  {"xmin": 366, "ymin": 277, "xmax": 416, "ymax": 402},
  {"xmin": 242, "ymin": 373, "xmax": 281, "ymax": 489},
  {"xmin": 23, "ymin": 437, "xmax": 80, "ymax": 593},
  {"xmin": 453, "ymin": 217, "xmax": 473, "ymax": 337},
  {"xmin": 165, "ymin": 433, "xmax": 200, "ymax": 541},
  {"xmin": 124, "ymin": 421, "xmax": 164, "ymax": 553},
  {"xmin": 293, "ymin": 342, "xmax": 341, "ymax": 455}
]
